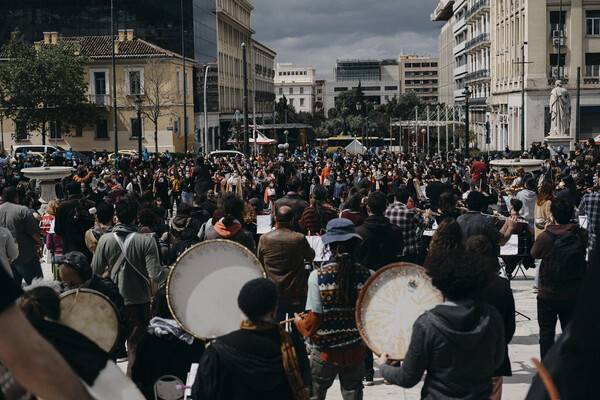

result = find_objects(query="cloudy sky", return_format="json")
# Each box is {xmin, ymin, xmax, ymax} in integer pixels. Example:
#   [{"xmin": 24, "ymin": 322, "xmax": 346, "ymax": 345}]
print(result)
[{"xmin": 252, "ymin": 0, "xmax": 442, "ymax": 81}]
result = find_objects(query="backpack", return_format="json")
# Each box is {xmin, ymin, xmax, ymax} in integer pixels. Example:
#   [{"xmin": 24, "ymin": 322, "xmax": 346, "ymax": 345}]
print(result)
[{"xmin": 544, "ymin": 229, "xmax": 586, "ymax": 287}]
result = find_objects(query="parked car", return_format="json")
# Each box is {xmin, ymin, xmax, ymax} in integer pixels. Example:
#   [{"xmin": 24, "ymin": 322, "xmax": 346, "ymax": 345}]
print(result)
[
  {"xmin": 51, "ymin": 150, "xmax": 90, "ymax": 163},
  {"xmin": 11, "ymin": 145, "xmax": 65, "ymax": 157}
]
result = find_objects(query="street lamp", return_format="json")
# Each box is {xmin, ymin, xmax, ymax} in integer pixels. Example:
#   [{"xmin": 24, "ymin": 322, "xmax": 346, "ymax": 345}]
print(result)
[
  {"xmin": 284, "ymin": 129, "xmax": 289, "ymax": 145},
  {"xmin": 134, "ymin": 95, "xmax": 143, "ymax": 159},
  {"xmin": 462, "ymin": 86, "xmax": 472, "ymax": 158},
  {"xmin": 356, "ymin": 101, "xmax": 364, "ymax": 151}
]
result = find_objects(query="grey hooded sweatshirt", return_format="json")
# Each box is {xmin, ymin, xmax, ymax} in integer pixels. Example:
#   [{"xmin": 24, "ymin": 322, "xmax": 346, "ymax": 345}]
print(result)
[{"xmin": 381, "ymin": 299, "xmax": 505, "ymax": 400}]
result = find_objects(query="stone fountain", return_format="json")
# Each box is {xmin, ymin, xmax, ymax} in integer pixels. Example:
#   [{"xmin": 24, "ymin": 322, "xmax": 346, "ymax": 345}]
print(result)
[{"xmin": 21, "ymin": 166, "xmax": 73, "ymax": 207}]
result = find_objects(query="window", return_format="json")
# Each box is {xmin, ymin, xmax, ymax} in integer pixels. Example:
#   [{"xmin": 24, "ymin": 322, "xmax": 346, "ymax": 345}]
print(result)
[
  {"xmin": 334, "ymin": 87, "xmax": 348, "ymax": 92},
  {"xmin": 585, "ymin": 52, "xmax": 600, "ymax": 76},
  {"xmin": 125, "ymin": 68, "xmax": 144, "ymax": 95},
  {"xmin": 300, "ymin": 87, "xmax": 304, "ymax": 94},
  {"xmin": 289, "ymin": 87, "xmax": 293, "ymax": 94},
  {"xmin": 289, "ymin": 98, "xmax": 294, "ymax": 106},
  {"xmin": 176, "ymin": 70, "xmax": 181, "ymax": 95},
  {"xmin": 586, "ymin": 11, "xmax": 600, "ymax": 36},
  {"xmin": 130, "ymin": 117, "xmax": 143, "ymax": 139},
  {"xmin": 278, "ymin": 87, "xmax": 283, "ymax": 95},
  {"xmin": 432, "ymin": 62, "xmax": 438, "ymax": 67},
  {"xmin": 49, "ymin": 121, "xmax": 62, "ymax": 139},
  {"xmin": 550, "ymin": 11, "xmax": 566, "ymax": 33},
  {"xmin": 95, "ymin": 118, "xmax": 109, "ymax": 139},
  {"xmin": 405, "ymin": 63, "xmax": 412, "ymax": 68},
  {"xmin": 304, "ymin": 71, "xmax": 307, "ymax": 75},
  {"xmin": 550, "ymin": 54, "xmax": 566, "ymax": 77},
  {"xmin": 317, "ymin": 88, "xmax": 322, "ymax": 94},
  {"xmin": 278, "ymin": 71, "xmax": 282, "ymax": 76},
  {"xmin": 384, "ymin": 86, "xmax": 398, "ymax": 90},
  {"xmin": 422, "ymin": 63, "xmax": 430, "ymax": 67},
  {"xmin": 14, "ymin": 121, "xmax": 28, "ymax": 141},
  {"xmin": 300, "ymin": 98, "xmax": 305, "ymax": 106},
  {"xmin": 90, "ymin": 69, "xmax": 109, "ymax": 105}
]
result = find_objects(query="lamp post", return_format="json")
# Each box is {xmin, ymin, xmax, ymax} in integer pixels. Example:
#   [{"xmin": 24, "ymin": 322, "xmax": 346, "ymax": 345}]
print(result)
[
  {"xmin": 462, "ymin": 86, "xmax": 472, "ymax": 158},
  {"xmin": 521, "ymin": 41, "xmax": 527, "ymax": 154},
  {"xmin": 134, "ymin": 95, "xmax": 143, "ymax": 159},
  {"xmin": 356, "ymin": 101, "xmax": 364, "ymax": 151},
  {"xmin": 284, "ymin": 129, "xmax": 289, "ymax": 145},
  {"xmin": 181, "ymin": 0, "xmax": 188, "ymax": 154}
]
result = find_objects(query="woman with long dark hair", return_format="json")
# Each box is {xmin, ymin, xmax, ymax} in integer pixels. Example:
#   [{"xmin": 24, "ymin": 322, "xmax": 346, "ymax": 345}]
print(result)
[
  {"xmin": 294, "ymin": 218, "xmax": 371, "ymax": 400},
  {"xmin": 299, "ymin": 184, "xmax": 338, "ymax": 235}
]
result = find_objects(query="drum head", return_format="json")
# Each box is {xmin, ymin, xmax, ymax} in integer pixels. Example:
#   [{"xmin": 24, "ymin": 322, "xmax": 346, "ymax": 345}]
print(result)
[
  {"xmin": 167, "ymin": 240, "xmax": 265, "ymax": 339},
  {"xmin": 59, "ymin": 289, "xmax": 120, "ymax": 353},
  {"xmin": 356, "ymin": 263, "xmax": 443, "ymax": 360}
]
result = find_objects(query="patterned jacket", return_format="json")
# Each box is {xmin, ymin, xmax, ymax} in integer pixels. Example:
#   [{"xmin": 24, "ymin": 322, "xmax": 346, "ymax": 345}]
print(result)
[{"xmin": 310, "ymin": 263, "xmax": 371, "ymax": 349}]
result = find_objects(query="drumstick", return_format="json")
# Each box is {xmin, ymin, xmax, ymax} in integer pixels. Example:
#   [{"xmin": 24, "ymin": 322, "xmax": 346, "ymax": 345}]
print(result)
[
  {"xmin": 280, "ymin": 317, "xmax": 296, "ymax": 324},
  {"xmin": 531, "ymin": 358, "xmax": 560, "ymax": 400}
]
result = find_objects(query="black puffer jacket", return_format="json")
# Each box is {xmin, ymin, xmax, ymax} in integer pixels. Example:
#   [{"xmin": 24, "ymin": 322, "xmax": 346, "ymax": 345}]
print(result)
[{"xmin": 356, "ymin": 215, "xmax": 404, "ymax": 271}]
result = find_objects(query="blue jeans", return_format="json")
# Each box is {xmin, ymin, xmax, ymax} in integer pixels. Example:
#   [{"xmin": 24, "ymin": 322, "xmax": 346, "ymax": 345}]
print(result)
[
  {"xmin": 12, "ymin": 257, "xmax": 43, "ymax": 286},
  {"xmin": 181, "ymin": 191, "xmax": 194, "ymax": 205}
]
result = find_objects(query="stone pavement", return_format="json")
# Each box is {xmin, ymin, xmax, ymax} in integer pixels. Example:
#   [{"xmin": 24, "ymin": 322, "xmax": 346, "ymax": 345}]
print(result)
[
  {"xmin": 325, "ymin": 266, "xmax": 547, "ymax": 400},
  {"xmin": 41, "ymin": 261, "xmax": 548, "ymax": 399}
]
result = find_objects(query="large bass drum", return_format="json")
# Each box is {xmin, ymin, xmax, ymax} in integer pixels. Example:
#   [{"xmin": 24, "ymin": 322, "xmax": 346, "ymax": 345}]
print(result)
[
  {"xmin": 59, "ymin": 288, "xmax": 121, "ymax": 354},
  {"xmin": 167, "ymin": 239, "xmax": 266, "ymax": 339},
  {"xmin": 356, "ymin": 263, "xmax": 444, "ymax": 360}
]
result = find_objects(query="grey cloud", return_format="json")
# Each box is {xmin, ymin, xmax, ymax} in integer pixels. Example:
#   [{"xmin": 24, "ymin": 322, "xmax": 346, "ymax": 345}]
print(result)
[{"xmin": 252, "ymin": 0, "xmax": 440, "ymax": 80}]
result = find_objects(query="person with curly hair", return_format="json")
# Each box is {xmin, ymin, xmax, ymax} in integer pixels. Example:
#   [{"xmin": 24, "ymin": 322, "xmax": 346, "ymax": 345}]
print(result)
[{"xmin": 377, "ymin": 249, "xmax": 505, "ymax": 400}]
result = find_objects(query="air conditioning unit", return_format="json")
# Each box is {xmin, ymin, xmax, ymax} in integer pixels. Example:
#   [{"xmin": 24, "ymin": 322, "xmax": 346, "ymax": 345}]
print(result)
[
  {"xmin": 552, "ymin": 30, "xmax": 561, "ymax": 38},
  {"xmin": 551, "ymin": 67, "xmax": 559, "ymax": 78},
  {"xmin": 552, "ymin": 38, "xmax": 564, "ymax": 46}
]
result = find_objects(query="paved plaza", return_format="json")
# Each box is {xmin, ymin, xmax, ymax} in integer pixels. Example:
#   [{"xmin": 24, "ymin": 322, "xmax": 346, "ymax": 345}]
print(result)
[
  {"xmin": 42, "ymin": 259, "xmax": 549, "ymax": 399},
  {"xmin": 326, "ymin": 267, "xmax": 545, "ymax": 400}
]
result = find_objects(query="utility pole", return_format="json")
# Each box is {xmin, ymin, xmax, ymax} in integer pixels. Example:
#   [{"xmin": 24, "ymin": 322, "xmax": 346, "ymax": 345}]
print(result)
[
  {"xmin": 426, "ymin": 105, "xmax": 430, "ymax": 154},
  {"xmin": 111, "ymin": 0, "xmax": 118, "ymax": 154},
  {"xmin": 576, "ymin": 66, "xmax": 581, "ymax": 142},
  {"xmin": 242, "ymin": 43, "xmax": 249, "ymax": 157},
  {"xmin": 557, "ymin": 0, "xmax": 563, "ymax": 79},
  {"xmin": 445, "ymin": 105, "xmax": 449, "ymax": 156},
  {"xmin": 203, "ymin": 65, "xmax": 210, "ymax": 153},
  {"xmin": 436, "ymin": 104, "xmax": 441, "ymax": 155},
  {"xmin": 414, "ymin": 106, "xmax": 419, "ymax": 154},
  {"xmin": 453, "ymin": 105, "xmax": 456, "ymax": 150},
  {"xmin": 181, "ymin": 0, "xmax": 188, "ymax": 154}
]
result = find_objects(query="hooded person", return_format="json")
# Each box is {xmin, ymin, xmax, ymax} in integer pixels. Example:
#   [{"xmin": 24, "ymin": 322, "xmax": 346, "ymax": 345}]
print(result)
[
  {"xmin": 204, "ymin": 192, "xmax": 256, "ymax": 253},
  {"xmin": 192, "ymin": 278, "xmax": 311, "ymax": 400},
  {"xmin": 377, "ymin": 249, "xmax": 505, "ymax": 400}
]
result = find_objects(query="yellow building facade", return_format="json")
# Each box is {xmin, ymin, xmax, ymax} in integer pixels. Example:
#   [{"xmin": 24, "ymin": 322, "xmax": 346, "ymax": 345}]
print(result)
[{"xmin": 3, "ymin": 30, "xmax": 195, "ymax": 153}]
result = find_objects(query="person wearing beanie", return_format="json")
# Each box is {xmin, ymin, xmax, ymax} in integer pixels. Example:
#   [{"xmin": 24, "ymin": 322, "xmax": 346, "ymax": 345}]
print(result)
[{"xmin": 192, "ymin": 278, "xmax": 310, "ymax": 400}]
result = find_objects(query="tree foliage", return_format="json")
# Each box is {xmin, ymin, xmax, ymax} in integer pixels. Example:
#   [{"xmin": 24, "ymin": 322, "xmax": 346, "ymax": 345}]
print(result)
[{"xmin": 0, "ymin": 30, "xmax": 97, "ymax": 143}]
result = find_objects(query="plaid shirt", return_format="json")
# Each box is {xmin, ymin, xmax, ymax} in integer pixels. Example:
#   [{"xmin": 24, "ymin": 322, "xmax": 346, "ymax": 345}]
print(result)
[
  {"xmin": 384, "ymin": 202, "xmax": 428, "ymax": 256},
  {"xmin": 579, "ymin": 192, "xmax": 600, "ymax": 252}
]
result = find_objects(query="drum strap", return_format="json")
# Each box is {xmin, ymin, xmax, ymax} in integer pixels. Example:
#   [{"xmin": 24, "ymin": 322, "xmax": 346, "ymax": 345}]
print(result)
[{"xmin": 111, "ymin": 232, "xmax": 149, "ymax": 285}]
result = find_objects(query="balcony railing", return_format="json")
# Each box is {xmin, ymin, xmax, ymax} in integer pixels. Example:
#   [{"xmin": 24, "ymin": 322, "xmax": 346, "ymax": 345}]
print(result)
[
  {"xmin": 89, "ymin": 94, "xmax": 110, "ymax": 106},
  {"xmin": 464, "ymin": 33, "xmax": 490, "ymax": 52},
  {"xmin": 585, "ymin": 65, "xmax": 600, "ymax": 77},
  {"xmin": 465, "ymin": 0, "xmax": 490, "ymax": 21},
  {"xmin": 465, "ymin": 69, "xmax": 490, "ymax": 82}
]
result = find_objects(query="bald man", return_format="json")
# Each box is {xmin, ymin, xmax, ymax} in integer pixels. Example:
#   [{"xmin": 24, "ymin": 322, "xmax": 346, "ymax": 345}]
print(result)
[{"xmin": 257, "ymin": 206, "xmax": 315, "ymax": 329}]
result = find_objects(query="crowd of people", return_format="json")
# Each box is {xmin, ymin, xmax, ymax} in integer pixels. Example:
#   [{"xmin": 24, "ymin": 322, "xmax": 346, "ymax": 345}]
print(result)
[{"xmin": 0, "ymin": 137, "xmax": 598, "ymax": 399}]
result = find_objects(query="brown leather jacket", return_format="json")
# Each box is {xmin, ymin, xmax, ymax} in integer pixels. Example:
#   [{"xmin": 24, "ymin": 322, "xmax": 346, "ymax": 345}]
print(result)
[{"xmin": 257, "ymin": 228, "xmax": 315, "ymax": 298}]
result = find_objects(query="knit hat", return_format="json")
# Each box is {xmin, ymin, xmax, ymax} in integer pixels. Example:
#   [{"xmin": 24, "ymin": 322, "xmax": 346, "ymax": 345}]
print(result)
[{"xmin": 237, "ymin": 278, "xmax": 277, "ymax": 320}]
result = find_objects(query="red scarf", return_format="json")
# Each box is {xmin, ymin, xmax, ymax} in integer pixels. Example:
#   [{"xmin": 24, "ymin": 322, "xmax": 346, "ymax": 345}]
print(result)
[{"xmin": 213, "ymin": 220, "xmax": 242, "ymax": 238}]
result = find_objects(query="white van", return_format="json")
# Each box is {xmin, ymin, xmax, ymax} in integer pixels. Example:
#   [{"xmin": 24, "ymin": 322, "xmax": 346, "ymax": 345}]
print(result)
[{"xmin": 11, "ymin": 145, "xmax": 65, "ymax": 157}]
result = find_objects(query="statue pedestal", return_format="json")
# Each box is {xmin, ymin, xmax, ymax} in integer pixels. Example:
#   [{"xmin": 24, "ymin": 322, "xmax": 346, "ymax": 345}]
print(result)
[{"xmin": 544, "ymin": 135, "xmax": 573, "ymax": 157}]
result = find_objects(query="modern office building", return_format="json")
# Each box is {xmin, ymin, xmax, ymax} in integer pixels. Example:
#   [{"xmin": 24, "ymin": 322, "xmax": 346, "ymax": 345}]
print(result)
[
  {"xmin": 0, "ymin": 0, "xmax": 216, "ymax": 66},
  {"xmin": 275, "ymin": 63, "xmax": 317, "ymax": 114},
  {"xmin": 324, "ymin": 59, "xmax": 401, "ymax": 117},
  {"xmin": 399, "ymin": 55, "xmax": 440, "ymax": 103}
]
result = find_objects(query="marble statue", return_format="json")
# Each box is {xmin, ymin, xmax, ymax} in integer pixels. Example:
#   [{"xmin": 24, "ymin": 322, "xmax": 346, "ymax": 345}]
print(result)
[{"xmin": 549, "ymin": 80, "xmax": 571, "ymax": 136}]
